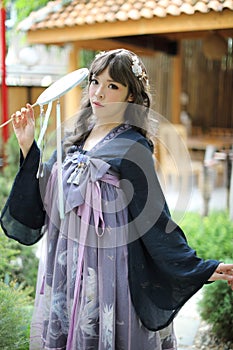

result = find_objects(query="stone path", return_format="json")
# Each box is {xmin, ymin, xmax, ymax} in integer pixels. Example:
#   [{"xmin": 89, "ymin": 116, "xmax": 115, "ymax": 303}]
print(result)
[{"xmin": 174, "ymin": 291, "xmax": 202, "ymax": 349}]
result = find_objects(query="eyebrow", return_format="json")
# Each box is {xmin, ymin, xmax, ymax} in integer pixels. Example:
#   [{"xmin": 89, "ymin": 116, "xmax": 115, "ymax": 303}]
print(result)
[
  {"xmin": 107, "ymin": 79, "xmax": 118, "ymax": 83},
  {"xmin": 92, "ymin": 74, "xmax": 118, "ymax": 84}
]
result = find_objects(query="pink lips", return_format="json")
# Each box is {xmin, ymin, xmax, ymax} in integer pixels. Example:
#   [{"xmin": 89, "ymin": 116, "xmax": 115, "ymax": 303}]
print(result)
[{"xmin": 92, "ymin": 101, "xmax": 104, "ymax": 107}]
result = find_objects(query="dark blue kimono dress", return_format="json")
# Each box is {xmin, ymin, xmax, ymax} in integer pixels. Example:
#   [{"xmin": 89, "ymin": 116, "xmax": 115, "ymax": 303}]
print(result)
[{"xmin": 1, "ymin": 124, "xmax": 219, "ymax": 350}]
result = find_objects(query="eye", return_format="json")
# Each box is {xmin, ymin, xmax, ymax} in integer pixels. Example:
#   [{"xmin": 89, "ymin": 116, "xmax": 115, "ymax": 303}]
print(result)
[
  {"xmin": 90, "ymin": 78, "xmax": 98, "ymax": 85},
  {"xmin": 108, "ymin": 83, "xmax": 118, "ymax": 90}
]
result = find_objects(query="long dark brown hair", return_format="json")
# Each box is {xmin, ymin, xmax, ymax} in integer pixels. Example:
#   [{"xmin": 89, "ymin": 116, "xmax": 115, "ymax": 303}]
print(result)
[{"xmin": 64, "ymin": 48, "xmax": 154, "ymax": 151}]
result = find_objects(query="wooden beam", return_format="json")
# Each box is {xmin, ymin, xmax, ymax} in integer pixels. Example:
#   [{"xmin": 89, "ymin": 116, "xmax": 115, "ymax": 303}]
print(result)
[
  {"xmin": 113, "ymin": 35, "xmax": 178, "ymax": 55},
  {"xmin": 27, "ymin": 10, "xmax": 233, "ymax": 45},
  {"xmin": 171, "ymin": 42, "xmax": 182, "ymax": 124},
  {"xmin": 165, "ymin": 28, "xmax": 233, "ymax": 40},
  {"xmin": 64, "ymin": 44, "xmax": 83, "ymax": 119},
  {"xmin": 70, "ymin": 38, "xmax": 156, "ymax": 56}
]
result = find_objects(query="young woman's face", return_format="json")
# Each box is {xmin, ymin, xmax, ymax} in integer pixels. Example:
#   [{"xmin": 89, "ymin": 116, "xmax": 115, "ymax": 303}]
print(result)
[{"xmin": 89, "ymin": 68, "xmax": 133, "ymax": 124}]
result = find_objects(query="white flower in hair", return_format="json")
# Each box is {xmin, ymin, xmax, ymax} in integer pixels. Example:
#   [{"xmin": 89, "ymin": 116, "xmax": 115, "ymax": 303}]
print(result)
[
  {"xmin": 131, "ymin": 56, "xmax": 143, "ymax": 77},
  {"xmin": 95, "ymin": 51, "xmax": 106, "ymax": 59}
]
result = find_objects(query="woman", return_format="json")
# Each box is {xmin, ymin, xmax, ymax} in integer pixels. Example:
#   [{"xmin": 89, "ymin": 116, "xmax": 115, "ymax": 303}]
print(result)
[{"xmin": 1, "ymin": 49, "xmax": 233, "ymax": 350}]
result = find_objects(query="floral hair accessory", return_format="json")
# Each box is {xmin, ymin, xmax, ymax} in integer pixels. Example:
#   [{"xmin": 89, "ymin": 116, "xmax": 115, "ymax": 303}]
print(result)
[
  {"xmin": 131, "ymin": 55, "xmax": 149, "ymax": 85},
  {"xmin": 95, "ymin": 51, "xmax": 106, "ymax": 59},
  {"xmin": 132, "ymin": 56, "xmax": 143, "ymax": 76}
]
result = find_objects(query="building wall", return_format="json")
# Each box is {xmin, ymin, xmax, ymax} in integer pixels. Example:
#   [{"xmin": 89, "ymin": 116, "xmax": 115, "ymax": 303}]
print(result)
[{"xmin": 182, "ymin": 39, "xmax": 233, "ymax": 132}]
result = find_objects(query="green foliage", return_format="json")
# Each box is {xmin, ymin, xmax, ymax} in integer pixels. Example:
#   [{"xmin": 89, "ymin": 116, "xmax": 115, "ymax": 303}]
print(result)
[
  {"xmin": 0, "ymin": 229, "xmax": 20, "ymax": 280},
  {"xmin": 5, "ymin": 0, "xmax": 78, "ymax": 27},
  {"xmin": 180, "ymin": 211, "xmax": 233, "ymax": 342},
  {"xmin": 2, "ymin": 132, "xmax": 19, "ymax": 178},
  {"xmin": 199, "ymin": 279, "xmax": 233, "ymax": 342},
  {"xmin": 0, "ymin": 133, "xmax": 19, "ymax": 206},
  {"xmin": 0, "ymin": 129, "xmax": 37, "ymax": 350},
  {"xmin": 0, "ymin": 174, "xmax": 12, "ymax": 205},
  {"xmin": 0, "ymin": 227, "xmax": 39, "ymax": 297},
  {"xmin": 15, "ymin": 243, "xmax": 39, "ymax": 294},
  {"xmin": 0, "ymin": 134, "xmax": 21, "ymax": 283},
  {"xmin": 0, "ymin": 281, "xmax": 33, "ymax": 350},
  {"xmin": 0, "ymin": 134, "xmax": 39, "ymax": 296},
  {"xmin": 80, "ymin": 49, "xmax": 96, "ymax": 69},
  {"xmin": 12, "ymin": 0, "xmax": 54, "ymax": 23},
  {"xmin": 180, "ymin": 211, "xmax": 233, "ymax": 261}
]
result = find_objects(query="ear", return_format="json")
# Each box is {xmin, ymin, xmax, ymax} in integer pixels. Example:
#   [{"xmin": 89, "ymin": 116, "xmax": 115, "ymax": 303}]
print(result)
[{"xmin": 127, "ymin": 93, "xmax": 134, "ymax": 102}]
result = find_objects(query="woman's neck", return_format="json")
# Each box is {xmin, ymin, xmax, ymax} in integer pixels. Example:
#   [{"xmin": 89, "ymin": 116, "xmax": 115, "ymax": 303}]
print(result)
[
  {"xmin": 83, "ymin": 122, "xmax": 123, "ymax": 151},
  {"xmin": 93, "ymin": 121, "xmax": 122, "ymax": 131}
]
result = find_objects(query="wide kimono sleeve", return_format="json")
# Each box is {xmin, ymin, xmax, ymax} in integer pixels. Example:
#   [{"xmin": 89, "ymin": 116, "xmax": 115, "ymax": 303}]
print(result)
[
  {"xmin": 0, "ymin": 141, "xmax": 56, "ymax": 245},
  {"xmin": 119, "ymin": 136, "xmax": 219, "ymax": 331}
]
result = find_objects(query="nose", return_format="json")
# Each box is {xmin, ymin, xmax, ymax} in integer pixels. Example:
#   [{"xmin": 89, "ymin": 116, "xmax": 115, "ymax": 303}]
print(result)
[{"xmin": 95, "ymin": 85, "xmax": 105, "ymax": 99}]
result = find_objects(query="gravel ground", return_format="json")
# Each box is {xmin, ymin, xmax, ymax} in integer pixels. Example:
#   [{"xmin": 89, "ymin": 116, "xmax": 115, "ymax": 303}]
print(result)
[{"xmin": 194, "ymin": 321, "xmax": 233, "ymax": 350}]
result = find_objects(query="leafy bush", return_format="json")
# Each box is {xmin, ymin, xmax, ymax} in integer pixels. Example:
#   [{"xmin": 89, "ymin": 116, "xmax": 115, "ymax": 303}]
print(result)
[
  {"xmin": 199, "ymin": 279, "xmax": 233, "ymax": 342},
  {"xmin": 2, "ymin": 132, "xmax": 19, "ymax": 179},
  {"xmin": 0, "ymin": 133, "xmax": 19, "ymax": 206},
  {"xmin": 180, "ymin": 211, "xmax": 233, "ymax": 261},
  {"xmin": 0, "ymin": 133, "xmax": 39, "ymax": 295},
  {"xmin": 0, "ymin": 228, "xmax": 21, "ymax": 280},
  {"xmin": 0, "ymin": 135, "xmax": 37, "ymax": 349},
  {"xmin": 0, "ymin": 281, "xmax": 33, "ymax": 350},
  {"xmin": 0, "ymin": 175, "xmax": 12, "ymax": 205},
  {"xmin": 179, "ymin": 211, "xmax": 233, "ymax": 342},
  {"xmin": 0, "ymin": 228, "xmax": 39, "ymax": 297}
]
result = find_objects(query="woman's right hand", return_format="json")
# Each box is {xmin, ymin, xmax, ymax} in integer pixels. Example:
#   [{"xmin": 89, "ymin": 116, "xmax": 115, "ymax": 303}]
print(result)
[
  {"xmin": 208, "ymin": 263, "xmax": 233, "ymax": 290},
  {"xmin": 12, "ymin": 103, "xmax": 35, "ymax": 159}
]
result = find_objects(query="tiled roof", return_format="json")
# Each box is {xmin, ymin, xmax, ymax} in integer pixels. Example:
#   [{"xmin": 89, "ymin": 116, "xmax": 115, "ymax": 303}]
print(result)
[{"xmin": 18, "ymin": 0, "xmax": 233, "ymax": 32}]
